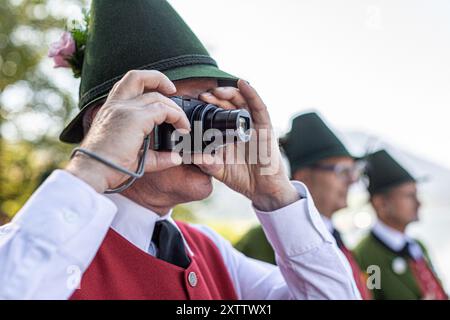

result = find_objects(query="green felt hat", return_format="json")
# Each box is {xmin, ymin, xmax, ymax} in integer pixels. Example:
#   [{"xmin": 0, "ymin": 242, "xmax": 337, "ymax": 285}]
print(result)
[
  {"xmin": 365, "ymin": 150, "xmax": 416, "ymax": 196},
  {"xmin": 280, "ymin": 112, "xmax": 354, "ymax": 173},
  {"xmin": 60, "ymin": 0, "xmax": 238, "ymax": 143}
]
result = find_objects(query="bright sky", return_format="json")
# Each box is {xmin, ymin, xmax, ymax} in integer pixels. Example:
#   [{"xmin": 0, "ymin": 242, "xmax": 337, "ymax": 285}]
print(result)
[{"xmin": 168, "ymin": 0, "xmax": 450, "ymax": 169}]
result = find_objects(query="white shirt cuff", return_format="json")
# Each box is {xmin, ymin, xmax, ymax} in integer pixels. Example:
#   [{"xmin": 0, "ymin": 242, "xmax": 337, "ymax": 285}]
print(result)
[{"xmin": 254, "ymin": 181, "xmax": 334, "ymax": 259}]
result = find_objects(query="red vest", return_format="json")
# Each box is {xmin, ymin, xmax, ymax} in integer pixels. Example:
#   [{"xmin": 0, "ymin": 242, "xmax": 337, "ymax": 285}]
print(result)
[{"xmin": 70, "ymin": 221, "xmax": 238, "ymax": 300}]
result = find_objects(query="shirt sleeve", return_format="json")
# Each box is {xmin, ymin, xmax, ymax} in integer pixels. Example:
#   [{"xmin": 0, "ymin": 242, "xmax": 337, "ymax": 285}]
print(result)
[
  {"xmin": 0, "ymin": 170, "xmax": 117, "ymax": 300},
  {"xmin": 192, "ymin": 181, "xmax": 361, "ymax": 300}
]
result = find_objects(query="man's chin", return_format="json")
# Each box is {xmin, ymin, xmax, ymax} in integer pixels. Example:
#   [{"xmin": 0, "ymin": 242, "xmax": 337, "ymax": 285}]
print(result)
[{"xmin": 334, "ymin": 199, "xmax": 348, "ymax": 212}]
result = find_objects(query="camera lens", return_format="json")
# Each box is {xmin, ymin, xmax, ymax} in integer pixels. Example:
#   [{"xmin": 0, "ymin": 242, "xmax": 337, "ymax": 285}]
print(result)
[
  {"xmin": 204, "ymin": 108, "xmax": 252, "ymax": 142},
  {"xmin": 237, "ymin": 116, "xmax": 251, "ymax": 142},
  {"xmin": 153, "ymin": 97, "xmax": 252, "ymax": 152}
]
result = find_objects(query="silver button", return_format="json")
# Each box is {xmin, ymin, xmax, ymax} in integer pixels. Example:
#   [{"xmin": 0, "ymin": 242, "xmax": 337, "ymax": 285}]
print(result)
[
  {"xmin": 392, "ymin": 257, "xmax": 407, "ymax": 275},
  {"xmin": 188, "ymin": 272, "xmax": 198, "ymax": 287}
]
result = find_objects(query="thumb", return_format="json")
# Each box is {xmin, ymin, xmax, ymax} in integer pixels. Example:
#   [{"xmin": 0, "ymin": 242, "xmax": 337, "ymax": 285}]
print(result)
[
  {"xmin": 191, "ymin": 153, "xmax": 224, "ymax": 179},
  {"xmin": 144, "ymin": 151, "xmax": 183, "ymax": 172}
]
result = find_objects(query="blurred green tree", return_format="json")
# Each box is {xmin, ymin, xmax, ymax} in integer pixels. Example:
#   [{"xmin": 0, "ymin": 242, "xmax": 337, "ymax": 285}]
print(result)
[
  {"xmin": 1, "ymin": 0, "xmax": 87, "ymax": 216},
  {"xmin": 0, "ymin": 0, "xmax": 199, "ymax": 225}
]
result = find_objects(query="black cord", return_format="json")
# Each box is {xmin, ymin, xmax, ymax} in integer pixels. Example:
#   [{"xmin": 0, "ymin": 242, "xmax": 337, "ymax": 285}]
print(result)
[{"xmin": 70, "ymin": 135, "xmax": 151, "ymax": 193}]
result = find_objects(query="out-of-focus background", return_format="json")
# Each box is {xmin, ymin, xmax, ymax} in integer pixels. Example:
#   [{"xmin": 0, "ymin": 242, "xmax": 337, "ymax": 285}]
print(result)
[{"xmin": 1, "ymin": 0, "xmax": 449, "ymax": 290}]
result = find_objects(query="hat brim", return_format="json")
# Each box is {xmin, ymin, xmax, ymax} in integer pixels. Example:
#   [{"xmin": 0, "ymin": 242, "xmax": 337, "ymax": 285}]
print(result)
[
  {"xmin": 289, "ymin": 149, "xmax": 358, "ymax": 173},
  {"xmin": 59, "ymin": 64, "xmax": 239, "ymax": 144}
]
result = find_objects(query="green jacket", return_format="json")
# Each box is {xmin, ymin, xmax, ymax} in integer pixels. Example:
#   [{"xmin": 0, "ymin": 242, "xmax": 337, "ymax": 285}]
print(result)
[
  {"xmin": 353, "ymin": 232, "xmax": 440, "ymax": 300},
  {"xmin": 235, "ymin": 225, "xmax": 275, "ymax": 265}
]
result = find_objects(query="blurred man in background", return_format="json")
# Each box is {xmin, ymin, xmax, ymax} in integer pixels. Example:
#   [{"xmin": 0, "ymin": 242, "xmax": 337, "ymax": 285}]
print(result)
[
  {"xmin": 236, "ymin": 112, "xmax": 371, "ymax": 299},
  {"xmin": 353, "ymin": 150, "xmax": 447, "ymax": 300}
]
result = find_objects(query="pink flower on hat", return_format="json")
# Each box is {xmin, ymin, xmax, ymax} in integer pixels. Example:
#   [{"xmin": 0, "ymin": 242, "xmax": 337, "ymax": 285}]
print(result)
[{"xmin": 48, "ymin": 32, "xmax": 76, "ymax": 68}]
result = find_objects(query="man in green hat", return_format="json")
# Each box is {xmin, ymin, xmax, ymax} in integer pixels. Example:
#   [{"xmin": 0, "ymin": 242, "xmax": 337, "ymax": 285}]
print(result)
[
  {"xmin": 0, "ymin": 0, "xmax": 359, "ymax": 299},
  {"xmin": 236, "ymin": 111, "xmax": 371, "ymax": 299},
  {"xmin": 353, "ymin": 150, "xmax": 447, "ymax": 300}
]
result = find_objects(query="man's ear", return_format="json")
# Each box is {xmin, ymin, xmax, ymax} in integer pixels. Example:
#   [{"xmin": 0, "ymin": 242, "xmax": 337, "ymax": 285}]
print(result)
[{"xmin": 371, "ymin": 194, "xmax": 387, "ymax": 213}]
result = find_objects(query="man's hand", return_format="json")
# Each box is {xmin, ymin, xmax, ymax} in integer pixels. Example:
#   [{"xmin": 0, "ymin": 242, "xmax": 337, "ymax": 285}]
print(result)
[
  {"xmin": 65, "ymin": 70, "xmax": 190, "ymax": 193},
  {"xmin": 196, "ymin": 80, "xmax": 300, "ymax": 211}
]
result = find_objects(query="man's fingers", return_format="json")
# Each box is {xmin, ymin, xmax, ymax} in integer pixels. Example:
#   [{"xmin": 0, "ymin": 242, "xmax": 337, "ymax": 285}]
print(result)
[
  {"xmin": 110, "ymin": 70, "xmax": 176, "ymax": 100},
  {"xmin": 200, "ymin": 87, "xmax": 248, "ymax": 108},
  {"xmin": 198, "ymin": 93, "xmax": 237, "ymax": 110},
  {"xmin": 191, "ymin": 153, "xmax": 224, "ymax": 178},
  {"xmin": 144, "ymin": 151, "xmax": 183, "ymax": 172},
  {"xmin": 237, "ymin": 79, "xmax": 270, "ymax": 126},
  {"xmin": 135, "ymin": 91, "xmax": 182, "ymax": 112},
  {"xmin": 140, "ymin": 103, "xmax": 191, "ymax": 135}
]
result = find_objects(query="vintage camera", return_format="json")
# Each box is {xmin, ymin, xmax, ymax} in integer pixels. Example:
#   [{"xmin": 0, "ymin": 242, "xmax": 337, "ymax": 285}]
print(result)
[{"xmin": 152, "ymin": 96, "xmax": 252, "ymax": 153}]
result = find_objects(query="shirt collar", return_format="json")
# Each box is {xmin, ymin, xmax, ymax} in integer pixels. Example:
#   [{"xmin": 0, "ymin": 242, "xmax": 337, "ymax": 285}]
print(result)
[
  {"xmin": 320, "ymin": 215, "xmax": 334, "ymax": 233},
  {"xmin": 372, "ymin": 220, "xmax": 423, "ymax": 259},
  {"xmin": 372, "ymin": 220, "xmax": 408, "ymax": 251},
  {"xmin": 104, "ymin": 193, "xmax": 193, "ymax": 256}
]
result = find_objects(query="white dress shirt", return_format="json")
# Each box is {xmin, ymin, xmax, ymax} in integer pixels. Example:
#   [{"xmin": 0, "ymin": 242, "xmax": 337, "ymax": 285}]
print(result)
[
  {"xmin": 372, "ymin": 220, "xmax": 424, "ymax": 260},
  {"xmin": 321, "ymin": 215, "xmax": 334, "ymax": 234},
  {"xmin": 0, "ymin": 170, "xmax": 360, "ymax": 300}
]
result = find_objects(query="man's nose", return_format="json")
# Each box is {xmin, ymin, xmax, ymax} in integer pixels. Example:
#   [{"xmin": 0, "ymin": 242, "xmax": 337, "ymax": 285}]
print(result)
[
  {"xmin": 416, "ymin": 198, "xmax": 421, "ymax": 209},
  {"xmin": 346, "ymin": 171, "xmax": 359, "ymax": 184}
]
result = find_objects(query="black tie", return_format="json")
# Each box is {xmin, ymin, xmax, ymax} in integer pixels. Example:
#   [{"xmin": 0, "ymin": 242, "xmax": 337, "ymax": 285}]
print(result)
[
  {"xmin": 151, "ymin": 220, "xmax": 191, "ymax": 269},
  {"xmin": 332, "ymin": 229, "xmax": 346, "ymax": 250},
  {"xmin": 399, "ymin": 241, "xmax": 419, "ymax": 261}
]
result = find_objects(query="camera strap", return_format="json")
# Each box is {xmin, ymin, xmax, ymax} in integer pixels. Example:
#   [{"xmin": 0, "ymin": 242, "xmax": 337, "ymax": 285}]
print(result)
[{"xmin": 70, "ymin": 135, "xmax": 151, "ymax": 193}]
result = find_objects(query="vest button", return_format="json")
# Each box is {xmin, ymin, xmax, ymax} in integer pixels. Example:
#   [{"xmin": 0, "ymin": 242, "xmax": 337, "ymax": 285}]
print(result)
[{"xmin": 188, "ymin": 272, "xmax": 198, "ymax": 287}]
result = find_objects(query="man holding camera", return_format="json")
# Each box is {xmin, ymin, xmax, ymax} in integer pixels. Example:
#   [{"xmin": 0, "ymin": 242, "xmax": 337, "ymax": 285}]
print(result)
[{"xmin": 0, "ymin": 0, "xmax": 359, "ymax": 299}]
